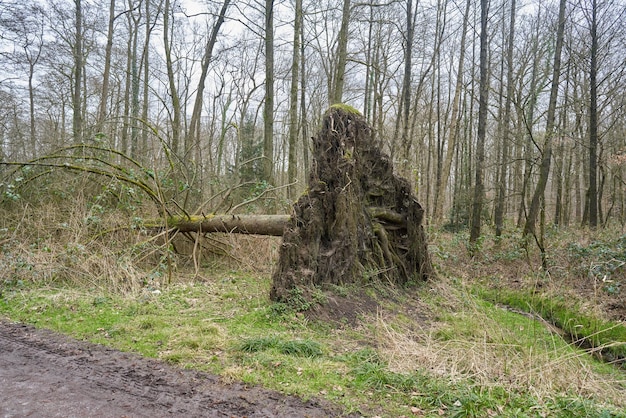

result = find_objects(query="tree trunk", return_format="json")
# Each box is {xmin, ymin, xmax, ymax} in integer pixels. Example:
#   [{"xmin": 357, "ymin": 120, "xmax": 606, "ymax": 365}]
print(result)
[
  {"xmin": 588, "ymin": 0, "xmax": 599, "ymax": 228},
  {"xmin": 286, "ymin": 0, "xmax": 302, "ymax": 200},
  {"xmin": 158, "ymin": 214, "xmax": 291, "ymax": 236},
  {"xmin": 494, "ymin": 0, "xmax": 516, "ymax": 237},
  {"xmin": 263, "ymin": 0, "xmax": 275, "ymax": 184},
  {"xmin": 96, "ymin": 0, "xmax": 115, "ymax": 133},
  {"xmin": 187, "ymin": 0, "xmax": 231, "ymax": 154},
  {"xmin": 329, "ymin": 0, "xmax": 350, "ymax": 105},
  {"xmin": 433, "ymin": 0, "xmax": 470, "ymax": 223},
  {"xmin": 163, "ymin": 0, "xmax": 181, "ymax": 155},
  {"xmin": 469, "ymin": 0, "xmax": 489, "ymax": 247},
  {"xmin": 523, "ymin": 0, "xmax": 567, "ymax": 237},
  {"xmin": 72, "ymin": 0, "xmax": 83, "ymax": 142},
  {"xmin": 270, "ymin": 106, "xmax": 433, "ymax": 305}
]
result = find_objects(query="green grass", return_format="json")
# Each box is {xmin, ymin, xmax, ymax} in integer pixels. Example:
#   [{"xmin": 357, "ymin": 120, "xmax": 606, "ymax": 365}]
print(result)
[
  {"xmin": 1, "ymin": 271, "xmax": 625, "ymax": 417},
  {"xmin": 477, "ymin": 287, "xmax": 626, "ymax": 364}
]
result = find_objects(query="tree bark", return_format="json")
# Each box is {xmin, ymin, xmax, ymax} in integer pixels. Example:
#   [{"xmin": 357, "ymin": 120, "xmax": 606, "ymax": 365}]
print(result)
[
  {"xmin": 72, "ymin": 0, "xmax": 83, "ymax": 142},
  {"xmin": 286, "ymin": 0, "xmax": 302, "ymax": 200},
  {"xmin": 263, "ymin": 0, "xmax": 275, "ymax": 184},
  {"xmin": 523, "ymin": 0, "xmax": 567, "ymax": 236},
  {"xmin": 587, "ymin": 0, "xmax": 599, "ymax": 228},
  {"xmin": 469, "ymin": 0, "xmax": 489, "ymax": 247},
  {"xmin": 329, "ymin": 0, "xmax": 351, "ymax": 105},
  {"xmin": 433, "ymin": 0, "xmax": 470, "ymax": 223},
  {"xmin": 157, "ymin": 214, "xmax": 291, "ymax": 236},
  {"xmin": 187, "ymin": 0, "xmax": 231, "ymax": 154},
  {"xmin": 163, "ymin": 0, "xmax": 181, "ymax": 155}
]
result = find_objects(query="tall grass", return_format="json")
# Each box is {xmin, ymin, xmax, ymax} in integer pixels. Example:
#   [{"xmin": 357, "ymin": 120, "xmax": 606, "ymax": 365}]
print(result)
[{"xmin": 374, "ymin": 279, "xmax": 626, "ymax": 410}]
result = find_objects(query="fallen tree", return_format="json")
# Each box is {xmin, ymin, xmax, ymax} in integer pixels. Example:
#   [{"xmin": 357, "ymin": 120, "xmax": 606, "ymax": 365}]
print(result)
[
  {"xmin": 157, "ymin": 207, "xmax": 411, "ymax": 237},
  {"xmin": 143, "ymin": 105, "xmax": 433, "ymax": 307},
  {"xmin": 156, "ymin": 214, "xmax": 291, "ymax": 236},
  {"xmin": 270, "ymin": 105, "xmax": 433, "ymax": 302}
]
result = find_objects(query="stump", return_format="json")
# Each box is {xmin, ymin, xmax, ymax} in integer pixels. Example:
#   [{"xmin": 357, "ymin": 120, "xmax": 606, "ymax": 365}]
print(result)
[{"xmin": 270, "ymin": 105, "xmax": 433, "ymax": 303}]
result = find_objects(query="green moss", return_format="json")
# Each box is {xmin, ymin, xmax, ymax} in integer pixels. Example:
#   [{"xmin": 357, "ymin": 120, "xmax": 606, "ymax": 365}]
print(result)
[{"xmin": 328, "ymin": 103, "xmax": 362, "ymax": 116}]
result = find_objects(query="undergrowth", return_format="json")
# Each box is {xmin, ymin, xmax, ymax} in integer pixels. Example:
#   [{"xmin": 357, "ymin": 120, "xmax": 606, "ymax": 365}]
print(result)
[{"xmin": 1, "ymin": 198, "xmax": 625, "ymax": 417}]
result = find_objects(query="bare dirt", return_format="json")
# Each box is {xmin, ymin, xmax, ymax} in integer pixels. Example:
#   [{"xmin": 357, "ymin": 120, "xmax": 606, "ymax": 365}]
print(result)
[{"xmin": 0, "ymin": 320, "xmax": 351, "ymax": 418}]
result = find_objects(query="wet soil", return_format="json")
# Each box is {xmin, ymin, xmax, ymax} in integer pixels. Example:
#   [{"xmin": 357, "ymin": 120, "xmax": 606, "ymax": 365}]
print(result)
[{"xmin": 0, "ymin": 320, "xmax": 350, "ymax": 418}]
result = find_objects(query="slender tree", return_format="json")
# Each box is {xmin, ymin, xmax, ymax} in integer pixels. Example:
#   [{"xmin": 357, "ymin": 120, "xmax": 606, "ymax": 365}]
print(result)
[
  {"xmin": 494, "ymin": 0, "xmax": 517, "ymax": 237},
  {"xmin": 163, "ymin": 0, "xmax": 182, "ymax": 155},
  {"xmin": 587, "ymin": 0, "xmax": 599, "ymax": 227},
  {"xmin": 329, "ymin": 0, "xmax": 351, "ymax": 104},
  {"xmin": 262, "ymin": 0, "xmax": 275, "ymax": 184},
  {"xmin": 469, "ymin": 0, "xmax": 489, "ymax": 248},
  {"xmin": 187, "ymin": 0, "xmax": 231, "ymax": 155},
  {"xmin": 96, "ymin": 0, "xmax": 116, "ymax": 132},
  {"xmin": 287, "ymin": 0, "xmax": 302, "ymax": 199},
  {"xmin": 523, "ymin": 0, "xmax": 567, "ymax": 237},
  {"xmin": 433, "ymin": 0, "xmax": 470, "ymax": 223},
  {"xmin": 72, "ymin": 0, "xmax": 83, "ymax": 141}
]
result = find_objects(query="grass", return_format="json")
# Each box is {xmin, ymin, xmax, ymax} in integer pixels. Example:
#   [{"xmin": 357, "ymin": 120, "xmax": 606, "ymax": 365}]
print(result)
[
  {"xmin": 477, "ymin": 287, "xmax": 626, "ymax": 363},
  {"xmin": 1, "ymin": 202, "xmax": 626, "ymax": 417},
  {"xmin": 2, "ymin": 271, "xmax": 625, "ymax": 417}
]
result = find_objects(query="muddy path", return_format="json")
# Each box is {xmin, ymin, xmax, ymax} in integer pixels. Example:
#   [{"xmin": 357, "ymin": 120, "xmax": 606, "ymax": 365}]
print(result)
[{"xmin": 0, "ymin": 320, "xmax": 350, "ymax": 417}]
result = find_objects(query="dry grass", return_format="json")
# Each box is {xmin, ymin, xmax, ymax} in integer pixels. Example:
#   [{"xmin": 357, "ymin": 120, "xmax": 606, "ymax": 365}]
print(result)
[
  {"xmin": 1, "ymin": 198, "xmax": 165, "ymax": 293},
  {"xmin": 375, "ymin": 278, "xmax": 626, "ymax": 409},
  {"xmin": 1, "ymin": 194, "xmax": 282, "ymax": 295}
]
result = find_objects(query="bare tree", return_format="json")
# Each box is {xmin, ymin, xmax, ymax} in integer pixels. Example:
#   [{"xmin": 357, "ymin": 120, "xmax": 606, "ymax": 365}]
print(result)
[
  {"xmin": 433, "ymin": 0, "xmax": 471, "ymax": 223},
  {"xmin": 263, "ymin": 0, "xmax": 274, "ymax": 184},
  {"xmin": 523, "ymin": 0, "xmax": 567, "ymax": 238},
  {"xmin": 96, "ymin": 0, "xmax": 116, "ymax": 132},
  {"xmin": 329, "ymin": 0, "xmax": 351, "ymax": 104},
  {"xmin": 494, "ymin": 0, "xmax": 517, "ymax": 237},
  {"xmin": 469, "ymin": 0, "xmax": 490, "ymax": 248},
  {"xmin": 0, "ymin": 1, "xmax": 45, "ymax": 155},
  {"xmin": 72, "ymin": 0, "xmax": 83, "ymax": 141},
  {"xmin": 187, "ymin": 0, "xmax": 231, "ymax": 156},
  {"xmin": 587, "ymin": 0, "xmax": 599, "ymax": 227},
  {"xmin": 163, "ymin": 0, "xmax": 182, "ymax": 155},
  {"xmin": 287, "ymin": 0, "xmax": 303, "ymax": 199}
]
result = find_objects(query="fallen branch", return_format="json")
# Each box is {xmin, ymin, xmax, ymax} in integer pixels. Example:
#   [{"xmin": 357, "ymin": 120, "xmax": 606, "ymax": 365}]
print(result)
[{"xmin": 145, "ymin": 214, "xmax": 291, "ymax": 236}]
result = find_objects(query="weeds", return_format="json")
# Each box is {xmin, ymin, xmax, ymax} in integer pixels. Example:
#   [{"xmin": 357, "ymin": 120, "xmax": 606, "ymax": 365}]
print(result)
[{"xmin": 239, "ymin": 336, "xmax": 323, "ymax": 357}]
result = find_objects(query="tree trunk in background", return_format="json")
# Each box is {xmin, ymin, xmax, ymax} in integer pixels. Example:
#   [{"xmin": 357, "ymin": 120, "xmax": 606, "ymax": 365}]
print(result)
[
  {"xmin": 287, "ymin": 0, "xmax": 302, "ymax": 200},
  {"xmin": 141, "ymin": 0, "xmax": 156, "ymax": 159},
  {"xmin": 433, "ymin": 0, "xmax": 470, "ymax": 223},
  {"xmin": 97, "ymin": 0, "xmax": 115, "ymax": 133},
  {"xmin": 494, "ymin": 0, "xmax": 516, "ymax": 237},
  {"xmin": 329, "ymin": 0, "xmax": 350, "ymax": 105},
  {"xmin": 129, "ymin": 1, "xmax": 141, "ymax": 158},
  {"xmin": 72, "ymin": 0, "xmax": 83, "ymax": 142},
  {"xmin": 554, "ymin": 64, "xmax": 572, "ymax": 226},
  {"xmin": 469, "ymin": 0, "xmax": 489, "ymax": 248},
  {"xmin": 587, "ymin": 0, "xmax": 599, "ymax": 228},
  {"xmin": 396, "ymin": 0, "xmax": 415, "ymax": 176},
  {"xmin": 271, "ymin": 106, "xmax": 432, "ymax": 306},
  {"xmin": 523, "ymin": 0, "xmax": 566, "ymax": 237},
  {"xmin": 163, "ymin": 0, "xmax": 181, "ymax": 156},
  {"xmin": 299, "ymin": 21, "xmax": 309, "ymax": 181},
  {"xmin": 121, "ymin": 9, "xmax": 132, "ymax": 155},
  {"xmin": 516, "ymin": 31, "xmax": 541, "ymax": 228},
  {"xmin": 188, "ymin": 0, "xmax": 231, "ymax": 156},
  {"xmin": 263, "ymin": 0, "xmax": 275, "ymax": 184}
]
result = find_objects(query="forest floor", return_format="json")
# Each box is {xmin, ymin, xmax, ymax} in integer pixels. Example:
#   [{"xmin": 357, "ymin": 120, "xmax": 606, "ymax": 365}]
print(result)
[
  {"xmin": 0, "ymin": 320, "xmax": 348, "ymax": 417},
  {"xmin": 1, "ymin": 225, "xmax": 625, "ymax": 417}
]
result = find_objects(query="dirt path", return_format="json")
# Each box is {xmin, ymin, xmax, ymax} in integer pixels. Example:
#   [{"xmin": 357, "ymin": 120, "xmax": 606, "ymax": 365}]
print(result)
[{"xmin": 0, "ymin": 320, "xmax": 349, "ymax": 418}]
